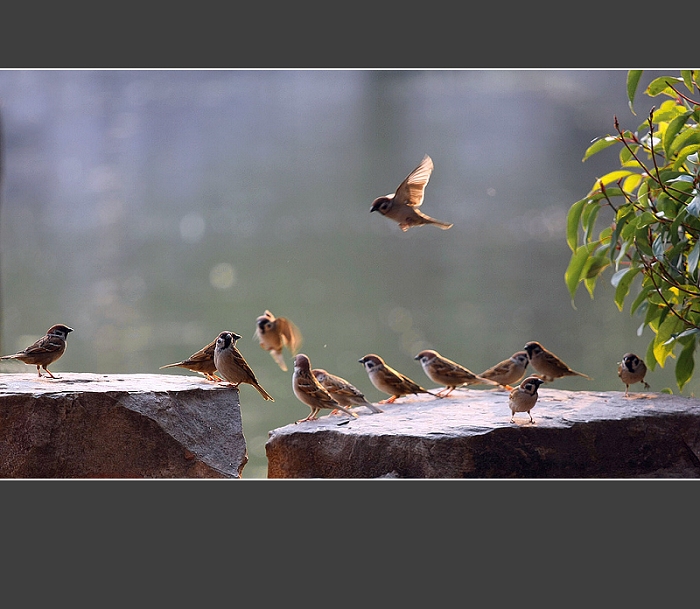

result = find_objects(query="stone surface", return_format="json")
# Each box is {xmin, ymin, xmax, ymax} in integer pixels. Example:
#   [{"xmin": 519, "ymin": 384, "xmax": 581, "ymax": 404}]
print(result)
[
  {"xmin": 265, "ymin": 387, "xmax": 700, "ymax": 478},
  {"xmin": 0, "ymin": 373, "xmax": 246, "ymax": 478}
]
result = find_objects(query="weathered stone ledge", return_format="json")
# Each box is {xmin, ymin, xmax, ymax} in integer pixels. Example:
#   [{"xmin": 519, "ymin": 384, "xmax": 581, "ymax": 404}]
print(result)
[
  {"xmin": 0, "ymin": 373, "xmax": 246, "ymax": 478},
  {"xmin": 265, "ymin": 387, "xmax": 700, "ymax": 478}
]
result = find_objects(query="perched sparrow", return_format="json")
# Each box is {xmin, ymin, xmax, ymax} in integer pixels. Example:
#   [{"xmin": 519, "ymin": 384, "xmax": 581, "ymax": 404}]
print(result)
[
  {"xmin": 160, "ymin": 337, "xmax": 220, "ymax": 381},
  {"xmin": 0, "ymin": 324, "xmax": 73, "ymax": 379},
  {"xmin": 617, "ymin": 352, "xmax": 650, "ymax": 396},
  {"xmin": 508, "ymin": 376, "xmax": 545, "ymax": 424},
  {"xmin": 414, "ymin": 349, "xmax": 499, "ymax": 397},
  {"xmin": 523, "ymin": 341, "xmax": 591, "ymax": 383},
  {"xmin": 370, "ymin": 154, "xmax": 453, "ymax": 232},
  {"xmin": 312, "ymin": 368, "xmax": 384, "ymax": 414},
  {"xmin": 254, "ymin": 309, "xmax": 303, "ymax": 372},
  {"xmin": 478, "ymin": 350, "xmax": 530, "ymax": 391},
  {"xmin": 293, "ymin": 354, "xmax": 358, "ymax": 423},
  {"xmin": 358, "ymin": 353, "xmax": 442, "ymax": 404},
  {"xmin": 214, "ymin": 331, "xmax": 274, "ymax": 401}
]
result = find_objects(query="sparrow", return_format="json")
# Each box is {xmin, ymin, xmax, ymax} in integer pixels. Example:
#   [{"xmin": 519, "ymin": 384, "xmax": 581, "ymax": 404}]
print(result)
[
  {"xmin": 508, "ymin": 376, "xmax": 545, "ymax": 424},
  {"xmin": 358, "ymin": 353, "xmax": 442, "ymax": 404},
  {"xmin": 312, "ymin": 368, "xmax": 384, "ymax": 414},
  {"xmin": 369, "ymin": 154, "xmax": 453, "ymax": 232},
  {"xmin": 0, "ymin": 324, "xmax": 73, "ymax": 379},
  {"xmin": 213, "ymin": 331, "xmax": 274, "ymax": 401},
  {"xmin": 254, "ymin": 309, "xmax": 303, "ymax": 372},
  {"xmin": 523, "ymin": 341, "xmax": 591, "ymax": 383},
  {"xmin": 414, "ymin": 349, "xmax": 499, "ymax": 397},
  {"xmin": 478, "ymin": 350, "xmax": 530, "ymax": 391},
  {"xmin": 160, "ymin": 337, "xmax": 221, "ymax": 381},
  {"xmin": 293, "ymin": 354, "xmax": 359, "ymax": 423},
  {"xmin": 617, "ymin": 352, "xmax": 650, "ymax": 396}
]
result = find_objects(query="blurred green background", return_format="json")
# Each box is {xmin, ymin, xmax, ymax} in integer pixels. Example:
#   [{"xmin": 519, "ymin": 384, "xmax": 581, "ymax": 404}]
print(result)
[{"xmin": 0, "ymin": 69, "xmax": 687, "ymax": 478}]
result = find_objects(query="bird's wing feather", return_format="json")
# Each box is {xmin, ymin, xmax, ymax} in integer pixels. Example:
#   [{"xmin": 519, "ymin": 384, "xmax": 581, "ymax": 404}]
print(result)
[{"xmin": 394, "ymin": 155, "xmax": 433, "ymax": 207}]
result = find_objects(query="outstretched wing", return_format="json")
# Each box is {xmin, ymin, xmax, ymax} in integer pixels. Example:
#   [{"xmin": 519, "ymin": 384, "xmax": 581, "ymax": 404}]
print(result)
[{"xmin": 394, "ymin": 155, "xmax": 433, "ymax": 207}]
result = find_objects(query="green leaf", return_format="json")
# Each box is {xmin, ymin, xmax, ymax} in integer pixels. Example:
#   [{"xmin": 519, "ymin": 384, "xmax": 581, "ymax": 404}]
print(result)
[
  {"xmin": 566, "ymin": 197, "xmax": 587, "ymax": 251},
  {"xmin": 565, "ymin": 242, "xmax": 598, "ymax": 301},
  {"xmin": 582, "ymin": 200, "xmax": 602, "ymax": 242},
  {"xmin": 596, "ymin": 169, "xmax": 635, "ymax": 187},
  {"xmin": 663, "ymin": 111, "xmax": 694, "ymax": 158},
  {"xmin": 612, "ymin": 267, "xmax": 640, "ymax": 311},
  {"xmin": 646, "ymin": 76, "xmax": 682, "ymax": 97},
  {"xmin": 676, "ymin": 335, "xmax": 696, "ymax": 390},
  {"xmin": 627, "ymin": 70, "xmax": 643, "ymax": 115},
  {"xmin": 673, "ymin": 144, "xmax": 700, "ymax": 171},
  {"xmin": 681, "ymin": 70, "xmax": 695, "ymax": 92},
  {"xmin": 653, "ymin": 314, "xmax": 683, "ymax": 366},
  {"xmin": 583, "ymin": 136, "xmax": 618, "ymax": 162},
  {"xmin": 668, "ymin": 127, "xmax": 700, "ymax": 158}
]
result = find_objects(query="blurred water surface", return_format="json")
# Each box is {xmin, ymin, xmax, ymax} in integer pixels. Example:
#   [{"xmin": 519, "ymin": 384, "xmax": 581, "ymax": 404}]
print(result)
[{"xmin": 0, "ymin": 69, "xmax": 686, "ymax": 478}]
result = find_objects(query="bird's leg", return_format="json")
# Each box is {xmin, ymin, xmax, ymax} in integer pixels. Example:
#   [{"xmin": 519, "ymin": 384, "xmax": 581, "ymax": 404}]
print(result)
[
  {"xmin": 41, "ymin": 366, "xmax": 57, "ymax": 379},
  {"xmin": 379, "ymin": 395, "xmax": 398, "ymax": 404}
]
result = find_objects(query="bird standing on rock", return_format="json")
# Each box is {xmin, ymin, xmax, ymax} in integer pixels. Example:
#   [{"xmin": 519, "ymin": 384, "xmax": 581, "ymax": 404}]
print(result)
[
  {"xmin": 508, "ymin": 376, "xmax": 545, "ymax": 424},
  {"xmin": 369, "ymin": 154, "xmax": 453, "ymax": 232},
  {"xmin": 478, "ymin": 350, "xmax": 530, "ymax": 390},
  {"xmin": 312, "ymin": 368, "xmax": 384, "ymax": 414},
  {"xmin": 358, "ymin": 353, "xmax": 442, "ymax": 404},
  {"xmin": 414, "ymin": 349, "xmax": 499, "ymax": 396},
  {"xmin": 617, "ymin": 352, "xmax": 650, "ymax": 396},
  {"xmin": 523, "ymin": 341, "xmax": 591, "ymax": 383},
  {"xmin": 0, "ymin": 324, "xmax": 73, "ymax": 379},
  {"xmin": 293, "ymin": 354, "xmax": 358, "ymax": 423},
  {"xmin": 214, "ymin": 331, "xmax": 274, "ymax": 401}
]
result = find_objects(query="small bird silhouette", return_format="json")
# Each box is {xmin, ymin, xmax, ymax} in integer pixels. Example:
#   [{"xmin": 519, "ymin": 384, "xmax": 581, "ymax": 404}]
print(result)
[
  {"xmin": 523, "ymin": 341, "xmax": 591, "ymax": 383},
  {"xmin": 160, "ymin": 337, "xmax": 220, "ymax": 381},
  {"xmin": 370, "ymin": 154, "xmax": 453, "ymax": 232},
  {"xmin": 358, "ymin": 353, "xmax": 442, "ymax": 404},
  {"xmin": 414, "ymin": 349, "xmax": 499, "ymax": 396},
  {"xmin": 508, "ymin": 376, "xmax": 545, "ymax": 424},
  {"xmin": 617, "ymin": 352, "xmax": 650, "ymax": 397},
  {"xmin": 254, "ymin": 309, "xmax": 303, "ymax": 372},
  {"xmin": 478, "ymin": 350, "xmax": 530, "ymax": 391},
  {"xmin": 293, "ymin": 354, "xmax": 358, "ymax": 423},
  {"xmin": 312, "ymin": 368, "xmax": 384, "ymax": 414},
  {"xmin": 0, "ymin": 324, "xmax": 73, "ymax": 378},
  {"xmin": 214, "ymin": 331, "xmax": 274, "ymax": 401}
]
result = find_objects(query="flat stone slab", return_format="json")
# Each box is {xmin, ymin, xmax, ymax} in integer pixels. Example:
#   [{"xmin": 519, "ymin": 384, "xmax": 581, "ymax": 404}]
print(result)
[
  {"xmin": 265, "ymin": 387, "xmax": 700, "ymax": 478},
  {"xmin": 0, "ymin": 372, "xmax": 246, "ymax": 478}
]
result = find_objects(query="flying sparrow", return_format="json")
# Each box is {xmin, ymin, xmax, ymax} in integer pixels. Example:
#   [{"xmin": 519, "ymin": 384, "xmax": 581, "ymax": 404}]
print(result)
[
  {"xmin": 523, "ymin": 341, "xmax": 591, "ymax": 383},
  {"xmin": 369, "ymin": 154, "xmax": 454, "ymax": 232},
  {"xmin": 160, "ymin": 337, "xmax": 221, "ymax": 381},
  {"xmin": 358, "ymin": 353, "xmax": 442, "ymax": 404},
  {"xmin": 478, "ymin": 350, "xmax": 530, "ymax": 390},
  {"xmin": 414, "ymin": 349, "xmax": 499, "ymax": 397},
  {"xmin": 508, "ymin": 376, "xmax": 545, "ymax": 424},
  {"xmin": 0, "ymin": 324, "xmax": 73, "ymax": 379},
  {"xmin": 214, "ymin": 331, "xmax": 274, "ymax": 401},
  {"xmin": 254, "ymin": 309, "xmax": 303, "ymax": 372},
  {"xmin": 312, "ymin": 368, "xmax": 384, "ymax": 414},
  {"xmin": 293, "ymin": 354, "xmax": 359, "ymax": 423},
  {"xmin": 617, "ymin": 352, "xmax": 650, "ymax": 396}
]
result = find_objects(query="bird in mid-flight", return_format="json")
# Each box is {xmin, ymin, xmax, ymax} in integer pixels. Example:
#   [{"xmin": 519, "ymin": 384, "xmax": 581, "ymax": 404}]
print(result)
[{"xmin": 370, "ymin": 154, "xmax": 453, "ymax": 232}]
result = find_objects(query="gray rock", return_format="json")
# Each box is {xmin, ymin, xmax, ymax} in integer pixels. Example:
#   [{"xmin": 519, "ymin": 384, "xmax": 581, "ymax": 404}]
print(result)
[
  {"xmin": 0, "ymin": 373, "xmax": 246, "ymax": 478},
  {"xmin": 265, "ymin": 388, "xmax": 700, "ymax": 478}
]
